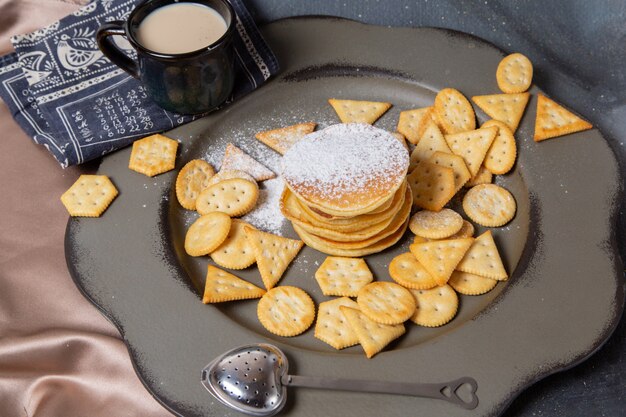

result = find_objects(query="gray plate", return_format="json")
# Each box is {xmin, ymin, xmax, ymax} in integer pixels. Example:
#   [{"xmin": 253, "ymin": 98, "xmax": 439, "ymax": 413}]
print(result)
[{"xmin": 66, "ymin": 17, "xmax": 624, "ymax": 417}]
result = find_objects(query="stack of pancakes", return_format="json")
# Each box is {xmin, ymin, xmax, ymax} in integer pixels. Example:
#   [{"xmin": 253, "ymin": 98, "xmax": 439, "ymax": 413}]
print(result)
[{"xmin": 280, "ymin": 123, "xmax": 411, "ymax": 256}]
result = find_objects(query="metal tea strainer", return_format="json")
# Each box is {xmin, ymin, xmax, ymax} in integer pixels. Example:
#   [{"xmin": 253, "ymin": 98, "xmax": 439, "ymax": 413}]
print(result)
[{"xmin": 201, "ymin": 343, "xmax": 478, "ymax": 416}]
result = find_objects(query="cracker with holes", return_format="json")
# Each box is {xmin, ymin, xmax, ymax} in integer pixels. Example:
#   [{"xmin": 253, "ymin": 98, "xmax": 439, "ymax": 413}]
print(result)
[
  {"xmin": 534, "ymin": 94, "xmax": 593, "ymax": 142},
  {"xmin": 434, "ymin": 88, "xmax": 476, "ymax": 134},
  {"xmin": 409, "ymin": 285, "xmax": 459, "ymax": 327},
  {"xmin": 257, "ymin": 286, "xmax": 315, "ymax": 337},
  {"xmin": 457, "ymin": 230, "xmax": 508, "ymax": 280},
  {"xmin": 409, "ymin": 238, "xmax": 474, "ymax": 286},
  {"xmin": 184, "ymin": 212, "xmax": 231, "ymax": 256},
  {"xmin": 465, "ymin": 165, "xmax": 493, "ymax": 187},
  {"xmin": 496, "ymin": 53, "xmax": 533, "ymax": 94},
  {"xmin": 447, "ymin": 220, "xmax": 475, "ymax": 239},
  {"xmin": 406, "ymin": 161, "xmax": 456, "ymax": 211},
  {"xmin": 408, "ymin": 122, "xmax": 451, "ymax": 172},
  {"xmin": 389, "ymin": 252, "xmax": 438, "ymax": 290},
  {"xmin": 463, "ymin": 184, "xmax": 516, "ymax": 227},
  {"xmin": 175, "ymin": 159, "xmax": 215, "ymax": 210},
  {"xmin": 196, "ymin": 178, "xmax": 259, "ymax": 217},
  {"xmin": 210, "ymin": 219, "xmax": 257, "ymax": 270},
  {"xmin": 357, "ymin": 282, "xmax": 416, "ymax": 325},
  {"xmin": 202, "ymin": 265, "xmax": 265, "ymax": 303},
  {"xmin": 340, "ymin": 306, "xmax": 405, "ymax": 358},
  {"xmin": 445, "ymin": 126, "xmax": 498, "ymax": 177},
  {"xmin": 128, "ymin": 134, "xmax": 178, "ymax": 177},
  {"xmin": 472, "ymin": 92, "xmax": 530, "ymax": 133},
  {"xmin": 220, "ymin": 143, "xmax": 275, "ymax": 181},
  {"xmin": 314, "ymin": 256, "xmax": 373, "ymax": 297},
  {"xmin": 328, "ymin": 98, "xmax": 391, "ymax": 124},
  {"xmin": 315, "ymin": 297, "xmax": 360, "ymax": 350},
  {"xmin": 448, "ymin": 270, "xmax": 498, "ymax": 295},
  {"xmin": 396, "ymin": 107, "xmax": 432, "ymax": 144},
  {"xmin": 409, "ymin": 208, "xmax": 464, "ymax": 239},
  {"xmin": 427, "ymin": 151, "xmax": 471, "ymax": 193},
  {"xmin": 255, "ymin": 122, "xmax": 317, "ymax": 155},
  {"xmin": 244, "ymin": 226, "xmax": 304, "ymax": 289},
  {"xmin": 61, "ymin": 175, "xmax": 118, "ymax": 217},
  {"xmin": 481, "ymin": 120, "xmax": 517, "ymax": 175}
]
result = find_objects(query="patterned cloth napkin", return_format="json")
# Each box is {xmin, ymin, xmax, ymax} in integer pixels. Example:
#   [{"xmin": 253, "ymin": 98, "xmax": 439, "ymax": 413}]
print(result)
[{"xmin": 0, "ymin": 0, "xmax": 279, "ymax": 168}]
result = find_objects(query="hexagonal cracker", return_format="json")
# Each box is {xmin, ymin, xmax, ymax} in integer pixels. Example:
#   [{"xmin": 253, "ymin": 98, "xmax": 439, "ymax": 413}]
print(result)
[{"xmin": 128, "ymin": 134, "xmax": 178, "ymax": 177}]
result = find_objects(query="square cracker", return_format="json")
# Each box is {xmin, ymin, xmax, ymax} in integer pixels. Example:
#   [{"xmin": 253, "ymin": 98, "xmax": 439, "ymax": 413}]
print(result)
[
  {"xmin": 396, "ymin": 107, "xmax": 431, "ymax": 144},
  {"xmin": 255, "ymin": 122, "xmax": 316, "ymax": 154},
  {"xmin": 406, "ymin": 161, "xmax": 456, "ymax": 212},
  {"xmin": 244, "ymin": 226, "xmax": 304, "ymax": 289},
  {"xmin": 315, "ymin": 297, "xmax": 360, "ymax": 350},
  {"xmin": 427, "ymin": 151, "xmax": 471, "ymax": 193},
  {"xmin": 128, "ymin": 134, "xmax": 178, "ymax": 177},
  {"xmin": 314, "ymin": 256, "xmax": 373, "ymax": 297},
  {"xmin": 60, "ymin": 175, "xmax": 118, "ymax": 217},
  {"xmin": 328, "ymin": 98, "xmax": 391, "ymax": 124}
]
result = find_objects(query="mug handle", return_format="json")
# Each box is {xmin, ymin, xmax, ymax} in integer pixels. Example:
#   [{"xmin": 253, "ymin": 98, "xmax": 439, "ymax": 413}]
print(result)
[{"xmin": 96, "ymin": 21, "xmax": 140, "ymax": 79}]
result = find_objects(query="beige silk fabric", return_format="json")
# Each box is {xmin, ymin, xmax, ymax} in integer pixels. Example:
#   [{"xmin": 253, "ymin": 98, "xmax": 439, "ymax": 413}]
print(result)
[{"xmin": 0, "ymin": 1, "xmax": 170, "ymax": 416}]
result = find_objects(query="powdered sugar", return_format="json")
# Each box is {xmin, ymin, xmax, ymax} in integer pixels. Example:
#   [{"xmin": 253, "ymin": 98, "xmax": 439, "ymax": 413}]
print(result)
[
  {"xmin": 241, "ymin": 177, "xmax": 285, "ymax": 234},
  {"xmin": 281, "ymin": 123, "xmax": 409, "ymax": 200}
]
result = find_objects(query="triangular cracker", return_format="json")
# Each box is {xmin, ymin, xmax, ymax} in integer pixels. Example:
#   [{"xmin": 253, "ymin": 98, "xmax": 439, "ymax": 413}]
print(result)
[
  {"xmin": 202, "ymin": 265, "xmax": 265, "ymax": 303},
  {"xmin": 315, "ymin": 297, "xmax": 360, "ymax": 350},
  {"xmin": 220, "ymin": 143, "xmax": 275, "ymax": 181},
  {"xmin": 244, "ymin": 226, "xmax": 304, "ymax": 289},
  {"xmin": 533, "ymin": 94, "xmax": 592, "ymax": 141},
  {"xmin": 328, "ymin": 98, "xmax": 391, "ymax": 124},
  {"xmin": 472, "ymin": 92, "xmax": 530, "ymax": 133},
  {"xmin": 340, "ymin": 306, "xmax": 405, "ymax": 358},
  {"xmin": 409, "ymin": 238, "xmax": 474, "ymax": 286},
  {"xmin": 408, "ymin": 122, "xmax": 451, "ymax": 172},
  {"xmin": 456, "ymin": 230, "xmax": 508, "ymax": 280},
  {"xmin": 444, "ymin": 126, "xmax": 497, "ymax": 177},
  {"xmin": 255, "ymin": 122, "xmax": 316, "ymax": 155},
  {"xmin": 396, "ymin": 107, "xmax": 431, "ymax": 144}
]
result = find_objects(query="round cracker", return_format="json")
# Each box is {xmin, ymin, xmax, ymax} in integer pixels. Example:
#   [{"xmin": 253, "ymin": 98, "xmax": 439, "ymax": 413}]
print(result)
[
  {"xmin": 463, "ymin": 184, "xmax": 516, "ymax": 227},
  {"xmin": 175, "ymin": 159, "xmax": 215, "ymax": 210},
  {"xmin": 257, "ymin": 286, "xmax": 315, "ymax": 337},
  {"xmin": 448, "ymin": 270, "xmax": 498, "ymax": 295},
  {"xmin": 496, "ymin": 53, "xmax": 533, "ymax": 94},
  {"xmin": 184, "ymin": 212, "xmax": 231, "ymax": 257},
  {"xmin": 409, "ymin": 285, "xmax": 458, "ymax": 327},
  {"xmin": 482, "ymin": 119, "xmax": 517, "ymax": 175},
  {"xmin": 409, "ymin": 208, "xmax": 464, "ymax": 239},
  {"xmin": 357, "ymin": 282, "xmax": 416, "ymax": 325},
  {"xmin": 446, "ymin": 220, "xmax": 475, "ymax": 239},
  {"xmin": 210, "ymin": 220, "xmax": 256, "ymax": 269},
  {"xmin": 389, "ymin": 252, "xmax": 438, "ymax": 290},
  {"xmin": 434, "ymin": 88, "xmax": 476, "ymax": 134},
  {"xmin": 196, "ymin": 178, "xmax": 259, "ymax": 217}
]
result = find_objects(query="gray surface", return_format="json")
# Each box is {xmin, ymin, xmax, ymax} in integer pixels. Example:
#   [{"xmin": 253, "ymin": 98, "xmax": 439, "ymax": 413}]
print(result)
[
  {"xmin": 67, "ymin": 17, "xmax": 623, "ymax": 417},
  {"xmin": 244, "ymin": 4, "xmax": 626, "ymax": 415}
]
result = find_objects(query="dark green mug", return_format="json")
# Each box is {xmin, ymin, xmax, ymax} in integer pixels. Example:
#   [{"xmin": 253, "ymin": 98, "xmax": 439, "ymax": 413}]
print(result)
[{"xmin": 96, "ymin": 0, "xmax": 235, "ymax": 115}]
